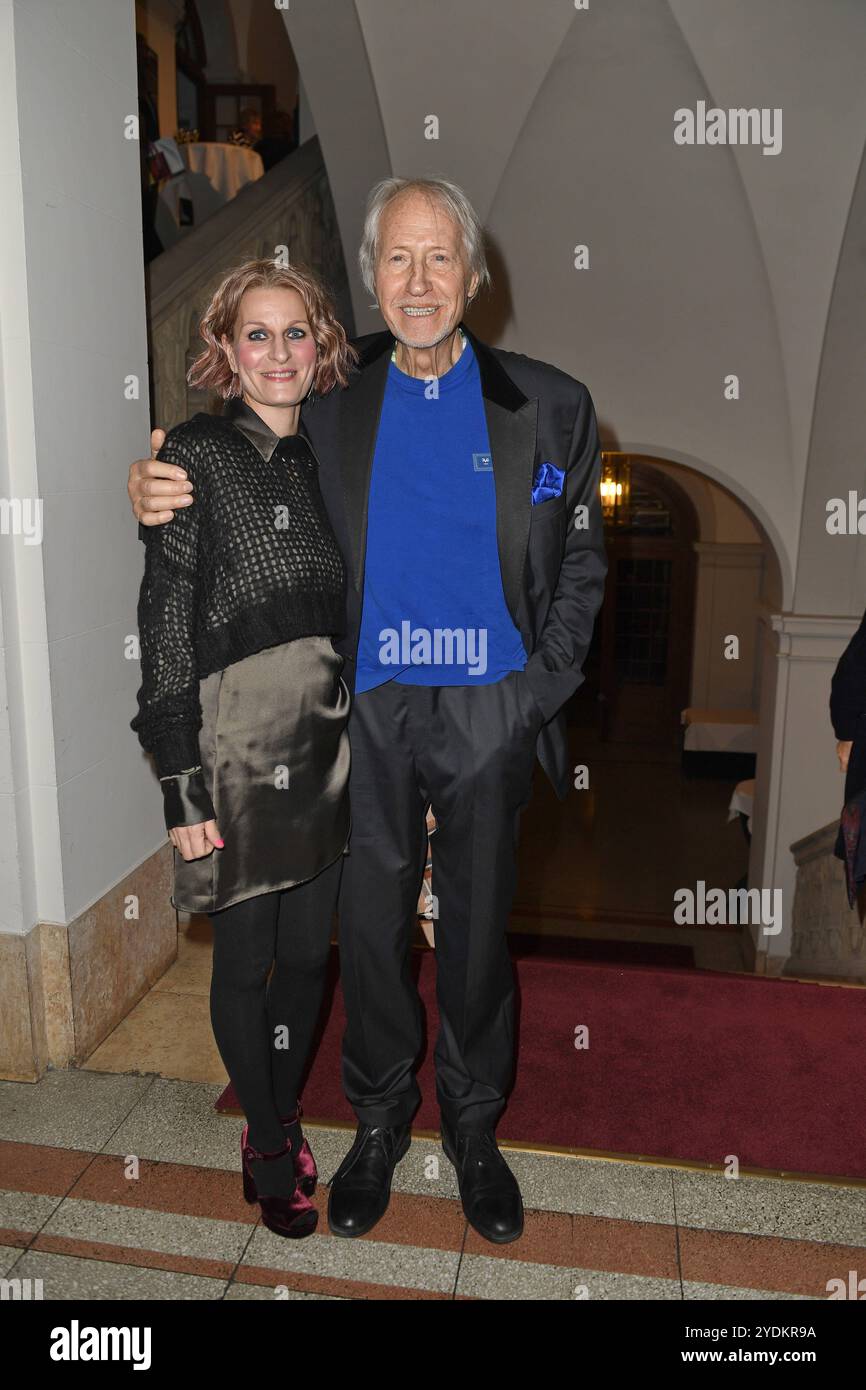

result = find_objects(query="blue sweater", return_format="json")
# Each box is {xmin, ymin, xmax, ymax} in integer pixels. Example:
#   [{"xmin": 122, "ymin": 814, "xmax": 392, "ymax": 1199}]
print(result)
[{"xmin": 355, "ymin": 337, "xmax": 528, "ymax": 693}]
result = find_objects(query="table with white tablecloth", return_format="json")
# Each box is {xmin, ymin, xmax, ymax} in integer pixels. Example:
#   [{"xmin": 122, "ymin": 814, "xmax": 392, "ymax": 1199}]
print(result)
[
  {"xmin": 156, "ymin": 141, "xmax": 265, "ymax": 246},
  {"xmin": 727, "ymin": 777, "xmax": 755, "ymax": 834},
  {"xmin": 182, "ymin": 142, "xmax": 264, "ymax": 200},
  {"xmin": 681, "ymin": 706, "xmax": 759, "ymax": 754}
]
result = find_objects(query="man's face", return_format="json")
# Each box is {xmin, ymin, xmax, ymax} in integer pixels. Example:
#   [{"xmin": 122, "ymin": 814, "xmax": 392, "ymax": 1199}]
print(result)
[{"xmin": 374, "ymin": 190, "xmax": 479, "ymax": 350}]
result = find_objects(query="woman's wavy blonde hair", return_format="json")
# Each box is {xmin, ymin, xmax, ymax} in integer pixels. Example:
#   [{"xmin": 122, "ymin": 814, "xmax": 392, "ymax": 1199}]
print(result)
[{"xmin": 187, "ymin": 257, "xmax": 358, "ymax": 399}]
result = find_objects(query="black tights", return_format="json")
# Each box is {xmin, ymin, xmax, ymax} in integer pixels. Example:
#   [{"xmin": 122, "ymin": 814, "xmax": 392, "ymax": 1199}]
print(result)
[{"xmin": 208, "ymin": 857, "xmax": 341, "ymax": 1188}]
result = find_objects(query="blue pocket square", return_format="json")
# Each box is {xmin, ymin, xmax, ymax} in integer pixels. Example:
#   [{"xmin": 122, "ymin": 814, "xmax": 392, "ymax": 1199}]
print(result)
[{"xmin": 531, "ymin": 461, "xmax": 565, "ymax": 505}]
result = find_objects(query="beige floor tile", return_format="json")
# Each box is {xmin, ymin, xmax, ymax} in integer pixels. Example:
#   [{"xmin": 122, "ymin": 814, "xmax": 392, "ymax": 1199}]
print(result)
[
  {"xmin": 150, "ymin": 918, "xmax": 214, "ymax": 997},
  {"xmin": 82, "ymin": 991, "xmax": 226, "ymax": 1085}
]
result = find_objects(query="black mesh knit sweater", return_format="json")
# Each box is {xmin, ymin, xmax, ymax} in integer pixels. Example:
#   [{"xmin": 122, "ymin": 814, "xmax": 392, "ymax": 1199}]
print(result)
[{"xmin": 130, "ymin": 407, "xmax": 346, "ymax": 781}]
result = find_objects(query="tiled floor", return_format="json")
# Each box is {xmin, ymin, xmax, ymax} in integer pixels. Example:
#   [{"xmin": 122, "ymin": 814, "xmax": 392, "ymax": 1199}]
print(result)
[
  {"xmin": 1, "ymin": 1069, "xmax": 864, "ymax": 1300},
  {"xmin": 2, "ymin": 882, "xmax": 851, "ymax": 1302}
]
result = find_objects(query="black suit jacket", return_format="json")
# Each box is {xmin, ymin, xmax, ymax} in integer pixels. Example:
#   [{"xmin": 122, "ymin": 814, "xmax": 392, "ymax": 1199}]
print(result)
[
  {"xmin": 831, "ymin": 610, "xmax": 866, "ymax": 804},
  {"xmin": 299, "ymin": 323, "xmax": 607, "ymax": 799}
]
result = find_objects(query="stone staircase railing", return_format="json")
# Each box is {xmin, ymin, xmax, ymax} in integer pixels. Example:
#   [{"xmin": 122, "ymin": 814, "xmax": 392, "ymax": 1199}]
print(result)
[
  {"xmin": 786, "ymin": 820, "xmax": 865, "ymax": 982},
  {"xmin": 145, "ymin": 136, "xmax": 354, "ymax": 431}
]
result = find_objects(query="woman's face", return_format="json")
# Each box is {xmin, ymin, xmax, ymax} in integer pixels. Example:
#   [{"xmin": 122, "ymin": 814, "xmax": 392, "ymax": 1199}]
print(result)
[{"xmin": 222, "ymin": 286, "xmax": 318, "ymax": 410}]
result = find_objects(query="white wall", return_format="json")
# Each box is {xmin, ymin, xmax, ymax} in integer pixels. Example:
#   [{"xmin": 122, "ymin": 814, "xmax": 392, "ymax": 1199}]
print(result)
[
  {"xmin": 284, "ymin": 0, "xmax": 866, "ymax": 609},
  {"xmin": 0, "ymin": 0, "xmax": 152, "ymax": 932},
  {"xmin": 297, "ymin": 76, "xmax": 315, "ymax": 146},
  {"xmin": 690, "ymin": 544, "xmax": 765, "ymax": 710}
]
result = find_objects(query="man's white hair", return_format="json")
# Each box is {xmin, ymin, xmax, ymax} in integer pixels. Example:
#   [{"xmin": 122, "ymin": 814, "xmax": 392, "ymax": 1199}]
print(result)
[{"xmin": 358, "ymin": 177, "xmax": 491, "ymax": 302}]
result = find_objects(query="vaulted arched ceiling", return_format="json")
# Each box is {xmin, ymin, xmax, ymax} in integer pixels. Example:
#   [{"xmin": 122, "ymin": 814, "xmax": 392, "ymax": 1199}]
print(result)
[{"xmin": 284, "ymin": 0, "xmax": 866, "ymax": 609}]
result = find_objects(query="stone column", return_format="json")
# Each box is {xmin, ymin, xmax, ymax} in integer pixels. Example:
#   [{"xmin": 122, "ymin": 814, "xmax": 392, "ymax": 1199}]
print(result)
[
  {"xmin": 786, "ymin": 821, "xmax": 865, "ymax": 983},
  {"xmin": 747, "ymin": 613, "xmax": 858, "ymax": 974}
]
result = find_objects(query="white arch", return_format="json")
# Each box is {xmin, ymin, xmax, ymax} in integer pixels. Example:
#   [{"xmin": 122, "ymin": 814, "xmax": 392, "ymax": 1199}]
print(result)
[{"xmin": 615, "ymin": 440, "xmax": 792, "ymax": 607}]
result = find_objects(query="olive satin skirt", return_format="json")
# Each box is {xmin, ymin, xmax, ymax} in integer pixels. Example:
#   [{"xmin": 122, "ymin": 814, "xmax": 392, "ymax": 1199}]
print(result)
[{"xmin": 171, "ymin": 635, "xmax": 351, "ymax": 914}]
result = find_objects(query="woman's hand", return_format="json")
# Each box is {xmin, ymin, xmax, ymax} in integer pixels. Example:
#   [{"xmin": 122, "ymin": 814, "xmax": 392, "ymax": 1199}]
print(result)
[
  {"xmin": 837, "ymin": 740, "xmax": 853, "ymax": 773},
  {"xmin": 170, "ymin": 819, "xmax": 224, "ymax": 860},
  {"xmin": 129, "ymin": 427, "xmax": 195, "ymax": 525}
]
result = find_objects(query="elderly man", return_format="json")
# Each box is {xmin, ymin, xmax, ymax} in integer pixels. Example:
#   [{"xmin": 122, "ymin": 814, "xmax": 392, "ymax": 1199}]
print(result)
[{"xmin": 128, "ymin": 178, "xmax": 606, "ymax": 1244}]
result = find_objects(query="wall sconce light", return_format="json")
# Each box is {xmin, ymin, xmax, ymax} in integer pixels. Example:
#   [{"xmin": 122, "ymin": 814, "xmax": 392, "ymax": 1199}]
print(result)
[{"xmin": 600, "ymin": 453, "xmax": 630, "ymax": 523}]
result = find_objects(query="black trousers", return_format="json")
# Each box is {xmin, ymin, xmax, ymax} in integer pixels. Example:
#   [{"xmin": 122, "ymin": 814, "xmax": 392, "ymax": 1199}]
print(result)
[
  {"xmin": 208, "ymin": 857, "xmax": 341, "ymax": 1172},
  {"xmin": 337, "ymin": 670, "xmax": 542, "ymax": 1134}
]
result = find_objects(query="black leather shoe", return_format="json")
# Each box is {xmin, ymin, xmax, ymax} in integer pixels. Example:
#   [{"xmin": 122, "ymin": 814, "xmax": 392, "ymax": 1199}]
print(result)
[
  {"xmin": 441, "ymin": 1118, "xmax": 524, "ymax": 1244},
  {"xmin": 327, "ymin": 1122, "xmax": 411, "ymax": 1238}
]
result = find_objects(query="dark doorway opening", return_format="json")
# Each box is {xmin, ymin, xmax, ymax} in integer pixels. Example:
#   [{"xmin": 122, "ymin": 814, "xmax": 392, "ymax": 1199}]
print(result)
[{"xmin": 570, "ymin": 458, "xmax": 698, "ymax": 749}]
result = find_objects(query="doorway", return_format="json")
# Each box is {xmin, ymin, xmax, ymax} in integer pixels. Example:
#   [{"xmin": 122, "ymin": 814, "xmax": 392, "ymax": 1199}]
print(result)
[
  {"xmin": 598, "ymin": 459, "xmax": 698, "ymax": 746},
  {"xmin": 512, "ymin": 454, "xmax": 774, "ymax": 972}
]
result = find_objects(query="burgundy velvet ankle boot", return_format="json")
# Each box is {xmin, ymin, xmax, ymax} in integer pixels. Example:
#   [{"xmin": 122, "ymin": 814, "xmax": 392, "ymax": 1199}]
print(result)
[
  {"xmin": 240, "ymin": 1125, "xmax": 317, "ymax": 1239},
  {"xmin": 280, "ymin": 1101, "xmax": 317, "ymax": 1197}
]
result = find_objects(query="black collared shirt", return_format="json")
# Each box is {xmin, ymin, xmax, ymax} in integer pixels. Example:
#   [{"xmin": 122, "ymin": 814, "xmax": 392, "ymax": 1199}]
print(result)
[{"xmin": 222, "ymin": 394, "xmax": 309, "ymax": 464}]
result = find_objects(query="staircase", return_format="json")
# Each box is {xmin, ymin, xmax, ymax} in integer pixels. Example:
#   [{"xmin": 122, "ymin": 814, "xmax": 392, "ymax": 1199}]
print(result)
[{"xmin": 145, "ymin": 137, "xmax": 354, "ymax": 430}]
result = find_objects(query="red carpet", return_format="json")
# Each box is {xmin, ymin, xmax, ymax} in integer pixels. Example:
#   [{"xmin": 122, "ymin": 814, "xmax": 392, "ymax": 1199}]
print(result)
[{"xmin": 217, "ymin": 948, "xmax": 866, "ymax": 1180}]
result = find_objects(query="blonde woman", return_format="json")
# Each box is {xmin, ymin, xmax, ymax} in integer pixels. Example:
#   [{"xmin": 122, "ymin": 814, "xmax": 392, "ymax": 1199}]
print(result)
[{"xmin": 131, "ymin": 258, "xmax": 357, "ymax": 1238}]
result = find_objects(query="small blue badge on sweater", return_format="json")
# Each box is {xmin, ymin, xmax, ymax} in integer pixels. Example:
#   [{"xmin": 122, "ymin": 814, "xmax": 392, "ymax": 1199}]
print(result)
[
  {"xmin": 532, "ymin": 461, "xmax": 564, "ymax": 504},
  {"xmin": 473, "ymin": 452, "xmax": 493, "ymax": 472}
]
